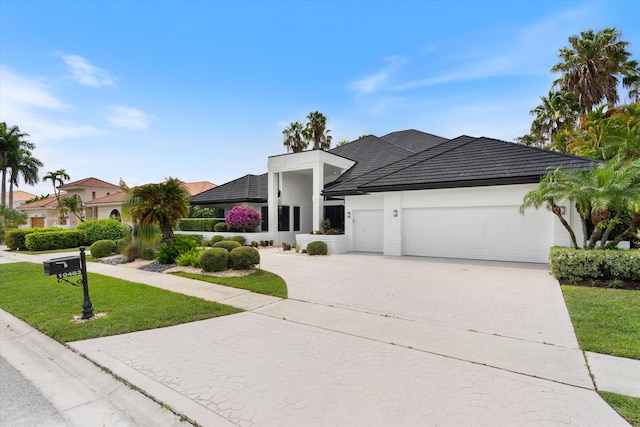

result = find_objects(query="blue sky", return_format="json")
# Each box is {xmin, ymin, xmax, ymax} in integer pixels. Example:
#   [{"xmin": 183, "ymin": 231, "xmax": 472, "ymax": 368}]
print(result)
[{"xmin": 1, "ymin": 0, "xmax": 639, "ymax": 197}]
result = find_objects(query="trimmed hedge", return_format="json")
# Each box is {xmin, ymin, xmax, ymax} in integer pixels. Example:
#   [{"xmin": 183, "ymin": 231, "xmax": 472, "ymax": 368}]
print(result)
[
  {"xmin": 199, "ymin": 248, "xmax": 229, "ymax": 272},
  {"xmin": 209, "ymin": 235, "xmax": 225, "ymax": 245},
  {"xmin": 307, "ymin": 241, "xmax": 328, "ymax": 256},
  {"xmin": 178, "ymin": 218, "xmax": 222, "ymax": 232},
  {"xmin": 213, "ymin": 240, "xmax": 242, "ymax": 252},
  {"xmin": 549, "ymin": 247, "xmax": 640, "ymax": 282},
  {"xmin": 5, "ymin": 227, "xmax": 60, "ymax": 250},
  {"xmin": 228, "ymin": 235, "xmax": 246, "ymax": 246},
  {"xmin": 90, "ymin": 239, "xmax": 117, "ymax": 258},
  {"xmin": 76, "ymin": 219, "xmax": 128, "ymax": 245},
  {"xmin": 229, "ymin": 246, "xmax": 260, "ymax": 270},
  {"xmin": 214, "ymin": 222, "xmax": 228, "ymax": 232},
  {"xmin": 25, "ymin": 230, "xmax": 87, "ymax": 251}
]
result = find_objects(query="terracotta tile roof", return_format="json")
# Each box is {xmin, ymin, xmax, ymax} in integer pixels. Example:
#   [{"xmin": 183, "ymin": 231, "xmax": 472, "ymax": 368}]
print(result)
[
  {"xmin": 19, "ymin": 195, "xmax": 61, "ymax": 209},
  {"xmin": 58, "ymin": 177, "xmax": 121, "ymax": 190},
  {"xmin": 84, "ymin": 191, "xmax": 127, "ymax": 205},
  {"xmin": 12, "ymin": 190, "xmax": 37, "ymax": 201},
  {"xmin": 182, "ymin": 181, "xmax": 217, "ymax": 196}
]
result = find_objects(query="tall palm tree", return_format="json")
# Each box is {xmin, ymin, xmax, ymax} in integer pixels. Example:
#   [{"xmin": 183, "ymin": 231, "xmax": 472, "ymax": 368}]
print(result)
[
  {"xmin": 0, "ymin": 122, "xmax": 33, "ymax": 207},
  {"xmin": 551, "ymin": 27, "xmax": 637, "ymax": 113},
  {"xmin": 283, "ymin": 121, "xmax": 308, "ymax": 153},
  {"xmin": 527, "ymin": 90, "xmax": 581, "ymax": 149},
  {"xmin": 122, "ymin": 177, "xmax": 190, "ymax": 244},
  {"xmin": 42, "ymin": 169, "xmax": 70, "ymax": 206},
  {"xmin": 304, "ymin": 111, "xmax": 332, "ymax": 150},
  {"xmin": 8, "ymin": 147, "xmax": 43, "ymax": 208}
]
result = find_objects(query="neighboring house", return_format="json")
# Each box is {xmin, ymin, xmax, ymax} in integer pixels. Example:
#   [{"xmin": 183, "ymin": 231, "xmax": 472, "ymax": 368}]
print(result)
[
  {"xmin": 20, "ymin": 178, "xmax": 216, "ymax": 229},
  {"xmin": 191, "ymin": 129, "xmax": 595, "ymax": 263},
  {"xmin": 9, "ymin": 190, "xmax": 37, "ymax": 209}
]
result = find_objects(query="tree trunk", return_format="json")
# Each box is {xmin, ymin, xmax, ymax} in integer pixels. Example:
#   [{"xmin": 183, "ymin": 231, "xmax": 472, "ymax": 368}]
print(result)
[
  {"xmin": 607, "ymin": 212, "xmax": 640, "ymax": 248},
  {"xmin": 551, "ymin": 205, "xmax": 579, "ymax": 248},
  {"xmin": 161, "ymin": 222, "xmax": 174, "ymax": 245},
  {"xmin": 0, "ymin": 168, "xmax": 6, "ymax": 207},
  {"xmin": 599, "ymin": 210, "xmax": 624, "ymax": 247},
  {"xmin": 8, "ymin": 180, "xmax": 14, "ymax": 209},
  {"xmin": 576, "ymin": 203, "xmax": 589, "ymax": 248}
]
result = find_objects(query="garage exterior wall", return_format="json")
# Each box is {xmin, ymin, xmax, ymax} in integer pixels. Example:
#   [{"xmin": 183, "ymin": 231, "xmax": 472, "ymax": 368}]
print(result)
[{"xmin": 345, "ymin": 184, "xmax": 584, "ymax": 263}]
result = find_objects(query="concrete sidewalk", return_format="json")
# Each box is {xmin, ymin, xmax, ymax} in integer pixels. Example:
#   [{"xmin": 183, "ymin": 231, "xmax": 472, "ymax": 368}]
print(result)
[{"xmin": 1, "ymin": 247, "xmax": 638, "ymax": 426}]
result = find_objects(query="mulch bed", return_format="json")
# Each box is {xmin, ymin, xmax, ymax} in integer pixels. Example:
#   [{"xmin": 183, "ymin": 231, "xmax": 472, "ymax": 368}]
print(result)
[{"xmin": 560, "ymin": 279, "xmax": 640, "ymax": 291}]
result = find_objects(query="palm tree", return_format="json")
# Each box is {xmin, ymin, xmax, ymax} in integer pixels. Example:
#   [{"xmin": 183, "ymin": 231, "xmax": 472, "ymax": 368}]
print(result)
[
  {"xmin": 0, "ymin": 122, "xmax": 34, "ymax": 207},
  {"xmin": 527, "ymin": 90, "xmax": 581, "ymax": 149},
  {"xmin": 304, "ymin": 111, "xmax": 332, "ymax": 150},
  {"xmin": 122, "ymin": 177, "xmax": 190, "ymax": 244},
  {"xmin": 283, "ymin": 121, "xmax": 308, "ymax": 153},
  {"xmin": 60, "ymin": 194, "xmax": 84, "ymax": 223},
  {"xmin": 551, "ymin": 27, "xmax": 637, "ymax": 113},
  {"xmin": 8, "ymin": 147, "xmax": 43, "ymax": 208},
  {"xmin": 42, "ymin": 169, "xmax": 71, "ymax": 222}
]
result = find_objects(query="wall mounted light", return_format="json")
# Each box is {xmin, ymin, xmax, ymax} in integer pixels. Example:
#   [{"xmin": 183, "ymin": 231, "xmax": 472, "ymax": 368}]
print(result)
[
  {"xmin": 393, "ymin": 210, "xmax": 398, "ymax": 217},
  {"xmin": 347, "ymin": 211, "xmax": 351, "ymax": 218}
]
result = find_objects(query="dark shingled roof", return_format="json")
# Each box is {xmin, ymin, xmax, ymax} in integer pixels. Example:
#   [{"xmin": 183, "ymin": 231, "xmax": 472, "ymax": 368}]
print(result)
[
  {"xmin": 356, "ymin": 137, "xmax": 597, "ymax": 193},
  {"xmin": 380, "ymin": 129, "xmax": 449, "ymax": 153},
  {"xmin": 190, "ymin": 174, "xmax": 267, "ymax": 204}
]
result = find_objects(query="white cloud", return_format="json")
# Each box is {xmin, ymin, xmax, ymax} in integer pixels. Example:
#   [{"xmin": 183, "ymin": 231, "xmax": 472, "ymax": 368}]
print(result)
[
  {"xmin": 350, "ymin": 56, "xmax": 407, "ymax": 95},
  {"xmin": 56, "ymin": 52, "xmax": 116, "ymax": 87},
  {"xmin": 0, "ymin": 65, "xmax": 102, "ymax": 142},
  {"xmin": 107, "ymin": 105, "xmax": 154, "ymax": 130}
]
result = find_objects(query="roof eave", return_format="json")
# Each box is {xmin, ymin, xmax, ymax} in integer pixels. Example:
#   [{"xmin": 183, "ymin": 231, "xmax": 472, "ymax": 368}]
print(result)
[{"xmin": 360, "ymin": 176, "xmax": 542, "ymax": 193}]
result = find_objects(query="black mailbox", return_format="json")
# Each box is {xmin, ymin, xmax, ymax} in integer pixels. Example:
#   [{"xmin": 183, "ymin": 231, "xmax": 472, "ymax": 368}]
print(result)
[{"xmin": 43, "ymin": 256, "xmax": 82, "ymax": 277}]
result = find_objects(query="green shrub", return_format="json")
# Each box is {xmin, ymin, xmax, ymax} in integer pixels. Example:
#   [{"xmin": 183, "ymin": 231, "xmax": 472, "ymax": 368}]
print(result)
[
  {"xmin": 90, "ymin": 240, "xmax": 117, "ymax": 258},
  {"xmin": 189, "ymin": 207, "xmax": 224, "ymax": 218},
  {"xmin": 549, "ymin": 247, "xmax": 640, "ymax": 281},
  {"xmin": 199, "ymin": 248, "xmax": 229, "ymax": 272},
  {"xmin": 176, "ymin": 234, "xmax": 204, "ymax": 245},
  {"xmin": 177, "ymin": 218, "xmax": 222, "ymax": 232},
  {"xmin": 307, "ymin": 241, "xmax": 328, "ymax": 255},
  {"xmin": 156, "ymin": 238, "xmax": 199, "ymax": 264},
  {"xmin": 125, "ymin": 243, "xmax": 143, "ymax": 261},
  {"xmin": 228, "ymin": 235, "xmax": 246, "ymax": 245},
  {"xmin": 5, "ymin": 227, "xmax": 59, "ymax": 250},
  {"xmin": 213, "ymin": 240, "xmax": 242, "ymax": 252},
  {"xmin": 24, "ymin": 230, "xmax": 86, "ymax": 251},
  {"xmin": 175, "ymin": 248, "xmax": 204, "ymax": 267},
  {"xmin": 76, "ymin": 219, "xmax": 128, "ymax": 245},
  {"xmin": 116, "ymin": 237, "xmax": 131, "ymax": 254},
  {"xmin": 229, "ymin": 246, "xmax": 260, "ymax": 270},
  {"xmin": 214, "ymin": 222, "xmax": 228, "ymax": 232},
  {"xmin": 210, "ymin": 235, "xmax": 225, "ymax": 245}
]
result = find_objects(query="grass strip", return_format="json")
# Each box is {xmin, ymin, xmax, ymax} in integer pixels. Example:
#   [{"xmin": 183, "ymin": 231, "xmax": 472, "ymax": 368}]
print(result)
[
  {"xmin": 599, "ymin": 392, "xmax": 640, "ymax": 426},
  {"xmin": 0, "ymin": 262, "xmax": 242, "ymax": 343},
  {"xmin": 561, "ymin": 285, "xmax": 640, "ymax": 360},
  {"xmin": 171, "ymin": 269, "xmax": 287, "ymax": 298}
]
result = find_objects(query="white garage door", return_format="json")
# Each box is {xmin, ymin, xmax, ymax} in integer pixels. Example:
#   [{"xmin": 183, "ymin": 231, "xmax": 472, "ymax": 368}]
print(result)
[
  {"xmin": 353, "ymin": 210, "xmax": 383, "ymax": 252},
  {"xmin": 402, "ymin": 206, "xmax": 552, "ymax": 263}
]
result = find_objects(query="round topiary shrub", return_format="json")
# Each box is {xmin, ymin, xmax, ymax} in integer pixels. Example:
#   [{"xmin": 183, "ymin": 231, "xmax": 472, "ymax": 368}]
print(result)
[
  {"xmin": 210, "ymin": 235, "xmax": 225, "ymax": 245},
  {"xmin": 90, "ymin": 239, "xmax": 116, "ymax": 258},
  {"xmin": 228, "ymin": 235, "xmax": 246, "ymax": 246},
  {"xmin": 76, "ymin": 219, "xmax": 129, "ymax": 245},
  {"xmin": 307, "ymin": 241, "xmax": 328, "ymax": 255},
  {"xmin": 214, "ymin": 222, "xmax": 228, "ymax": 232},
  {"xmin": 229, "ymin": 246, "xmax": 260, "ymax": 270},
  {"xmin": 213, "ymin": 240, "xmax": 242, "ymax": 252},
  {"xmin": 199, "ymin": 248, "xmax": 229, "ymax": 272}
]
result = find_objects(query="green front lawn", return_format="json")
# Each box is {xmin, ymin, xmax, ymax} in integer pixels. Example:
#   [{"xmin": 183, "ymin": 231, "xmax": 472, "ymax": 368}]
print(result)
[
  {"xmin": 562, "ymin": 285, "xmax": 640, "ymax": 360},
  {"xmin": 171, "ymin": 269, "xmax": 287, "ymax": 299},
  {"xmin": 600, "ymin": 392, "xmax": 640, "ymax": 426},
  {"xmin": 0, "ymin": 262, "xmax": 242, "ymax": 343}
]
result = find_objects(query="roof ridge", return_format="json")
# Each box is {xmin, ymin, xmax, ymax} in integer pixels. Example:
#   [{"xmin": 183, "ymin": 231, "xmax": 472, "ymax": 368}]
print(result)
[{"xmin": 358, "ymin": 136, "xmax": 478, "ymax": 188}]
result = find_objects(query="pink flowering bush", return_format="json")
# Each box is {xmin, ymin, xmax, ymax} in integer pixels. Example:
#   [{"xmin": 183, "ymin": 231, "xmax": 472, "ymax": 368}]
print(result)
[{"xmin": 225, "ymin": 205, "xmax": 261, "ymax": 232}]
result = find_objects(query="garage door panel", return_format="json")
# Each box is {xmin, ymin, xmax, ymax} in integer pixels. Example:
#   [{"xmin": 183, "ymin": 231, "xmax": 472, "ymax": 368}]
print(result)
[
  {"xmin": 403, "ymin": 206, "xmax": 552, "ymax": 263},
  {"xmin": 353, "ymin": 210, "xmax": 383, "ymax": 253}
]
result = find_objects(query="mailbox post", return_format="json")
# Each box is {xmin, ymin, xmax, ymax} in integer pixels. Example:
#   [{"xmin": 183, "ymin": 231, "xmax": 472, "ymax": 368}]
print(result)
[{"xmin": 43, "ymin": 247, "xmax": 94, "ymax": 319}]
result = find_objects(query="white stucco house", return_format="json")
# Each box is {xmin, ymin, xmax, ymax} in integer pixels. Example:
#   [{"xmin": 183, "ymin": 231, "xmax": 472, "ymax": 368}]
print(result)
[{"xmin": 191, "ymin": 130, "xmax": 595, "ymax": 264}]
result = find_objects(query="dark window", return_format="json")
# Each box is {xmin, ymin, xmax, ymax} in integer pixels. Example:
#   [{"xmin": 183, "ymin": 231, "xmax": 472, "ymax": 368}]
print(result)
[
  {"xmin": 324, "ymin": 205, "xmax": 345, "ymax": 230},
  {"xmin": 278, "ymin": 206, "xmax": 290, "ymax": 231},
  {"xmin": 293, "ymin": 206, "xmax": 300, "ymax": 231},
  {"xmin": 261, "ymin": 206, "xmax": 268, "ymax": 231}
]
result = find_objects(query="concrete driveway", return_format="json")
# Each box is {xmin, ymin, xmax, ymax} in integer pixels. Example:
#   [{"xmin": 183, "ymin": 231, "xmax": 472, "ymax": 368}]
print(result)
[
  {"xmin": 64, "ymin": 249, "xmax": 630, "ymax": 426},
  {"xmin": 260, "ymin": 251, "xmax": 578, "ymax": 347}
]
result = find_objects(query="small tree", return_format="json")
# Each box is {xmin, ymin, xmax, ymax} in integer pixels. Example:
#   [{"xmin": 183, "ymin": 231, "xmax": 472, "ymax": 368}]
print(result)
[{"xmin": 225, "ymin": 205, "xmax": 261, "ymax": 232}]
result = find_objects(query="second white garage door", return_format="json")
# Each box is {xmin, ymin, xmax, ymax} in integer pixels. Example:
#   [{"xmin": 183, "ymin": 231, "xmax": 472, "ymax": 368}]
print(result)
[{"xmin": 402, "ymin": 205, "xmax": 552, "ymax": 263}]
